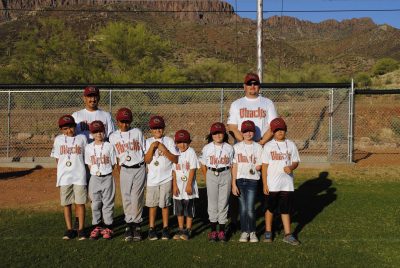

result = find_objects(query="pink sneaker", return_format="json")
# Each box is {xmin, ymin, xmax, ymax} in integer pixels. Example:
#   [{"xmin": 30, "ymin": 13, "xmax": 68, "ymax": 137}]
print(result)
[
  {"xmin": 101, "ymin": 228, "xmax": 113, "ymax": 240},
  {"xmin": 90, "ymin": 226, "xmax": 102, "ymax": 240},
  {"xmin": 208, "ymin": 231, "xmax": 218, "ymax": 242},
  {"xmin": 218, "ymin": 231, "xmax": 227, "ymax": 242}
]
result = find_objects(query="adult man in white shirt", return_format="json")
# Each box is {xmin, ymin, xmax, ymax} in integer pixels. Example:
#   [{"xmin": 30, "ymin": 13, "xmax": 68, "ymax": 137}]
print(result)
[
  {"xmin": 227, "ymin": 73, "xmax": 278, "ymax": 145},
  {"xmin": 72, "ymin": 86, "xmax": 115, "ymax": 142}
]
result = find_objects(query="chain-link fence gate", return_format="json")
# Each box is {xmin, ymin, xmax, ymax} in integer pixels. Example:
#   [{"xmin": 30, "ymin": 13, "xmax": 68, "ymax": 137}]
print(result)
[{"xmin": 0, "ymin": 83, "xmax": 353, "ymax": 163}]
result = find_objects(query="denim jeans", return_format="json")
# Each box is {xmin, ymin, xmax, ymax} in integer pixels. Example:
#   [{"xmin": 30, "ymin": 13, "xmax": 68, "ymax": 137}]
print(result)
[{"xmin": 236, "ymin": 178, "xmax": 258, "ymax": 233}]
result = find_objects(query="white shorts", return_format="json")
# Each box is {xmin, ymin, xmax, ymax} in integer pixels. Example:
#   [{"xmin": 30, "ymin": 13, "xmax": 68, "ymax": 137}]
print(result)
[
  {"xmin": 60, "ymin": 184, "xmax": 87, "ymax": 206},
  {"xmin": 145, "ymin": 181, "xmax": 172, "ymax": 208}
]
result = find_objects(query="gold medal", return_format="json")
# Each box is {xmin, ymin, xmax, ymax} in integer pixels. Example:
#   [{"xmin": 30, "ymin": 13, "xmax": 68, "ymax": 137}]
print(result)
[
  {"xmin": 214, "ymin": 171, "xmax": 219, "ymax": 176},
  {"xmin": 181, "ymin": 176, "xmax": 188, "ymax": 182},
  {"xmin": 249, "ymin": 169, "xmax": 255, "ymax": 175},
  {"xmin": 96, "ymin": 171, "xmax": 101, "ymax": 176},
  {"xmin": 66, "ymin": 161, "xmax": 72, "ymax": 167},
  {"xmin": 154, "ymin": 161, "xmax": 159, "ymax": 166},
  {"xmin": 126, "ymin": 156, "xmax": 131, "ymax": 161}
]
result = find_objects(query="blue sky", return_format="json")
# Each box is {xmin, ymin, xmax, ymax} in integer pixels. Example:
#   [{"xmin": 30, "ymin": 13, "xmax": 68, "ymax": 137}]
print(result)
[{"xmin": 225, "ymin": 0, "xmax": 400, "ymax": 29}]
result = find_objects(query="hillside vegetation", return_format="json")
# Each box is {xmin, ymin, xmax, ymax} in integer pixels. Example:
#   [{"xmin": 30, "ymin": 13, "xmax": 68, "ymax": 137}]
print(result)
[{"xmin": 0, "ymin": 1, "xmax": 399, "ymax": 85}]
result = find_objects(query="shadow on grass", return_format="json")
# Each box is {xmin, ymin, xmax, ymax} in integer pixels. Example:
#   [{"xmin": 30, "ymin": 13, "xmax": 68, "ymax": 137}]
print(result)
[
  {"xmin": 0, "ymin": 165, "xmax": 43, "ymax": 180},
  {"xmin": 292, "ymin": 171, "xmax": 337, "ymax": 237}
]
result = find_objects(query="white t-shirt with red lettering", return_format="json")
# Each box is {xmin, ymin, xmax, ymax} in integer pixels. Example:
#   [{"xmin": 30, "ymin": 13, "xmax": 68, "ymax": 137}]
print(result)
[
  {"xmin": 233, "ymin": 141, "xmax": 263, "ymax": 180},
  {"xmin": 173, "ymin": 147, "xmax": 199, "ymax": 200},
  {"xmin": 145, "ymin": 136, "xmax": 180, "ymax": 187},
  {"xmin": 261, "ymin": 139, "xmax": 300, "ymax": 192},
  {"xmin": 109, "ymin": 128, "xmax": 145, "ymax": 166},
  {"xmin": 51, "ymin": 134, "xmax": 88, "ymax": 187},
  {"xmin": 85, "ymin": 141, "xmax": 117, "ymax": 176},
  {"xmin": 72, "ymin": 109, "xmax": 115, "ymax": 141},
  {"xmin": 199, "ymin": 142, "xmax": 234, "ymax": 169},
  {"xmin": 227, "ymin": 96, "xmax": 278, "ymax": 141}
]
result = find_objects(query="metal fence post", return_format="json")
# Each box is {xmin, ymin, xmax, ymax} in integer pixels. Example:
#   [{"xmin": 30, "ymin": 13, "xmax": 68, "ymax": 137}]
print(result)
[
  {"xmin": 348, "ymin": 80, "xmax": 355, "ymax": 163},
  {"xmin": 220, "ymin": 88, "xmax": 224, "ymax": 122},
  {"xmin": 7, "ymin": 91, "xmax": 11, "ymax": 158},
  {"xmin": 109, "ymin": 89, "xmax": 112, "ymax": 113},
  {"xmin": 328, "ymin": 89, "xmax": 333, "ymax": 159}
]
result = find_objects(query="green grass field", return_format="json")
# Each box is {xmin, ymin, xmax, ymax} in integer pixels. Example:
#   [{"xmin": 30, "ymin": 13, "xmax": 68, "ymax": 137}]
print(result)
[{"xmin": 1, "ymin": 169, "xmax": 399, "ymax": 267}]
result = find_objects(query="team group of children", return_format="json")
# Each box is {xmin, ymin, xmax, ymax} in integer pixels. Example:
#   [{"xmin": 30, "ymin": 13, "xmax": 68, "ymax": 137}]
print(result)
[{"xmin": 52, "ymin": 105, "xmax": 300, "ymax": 246}]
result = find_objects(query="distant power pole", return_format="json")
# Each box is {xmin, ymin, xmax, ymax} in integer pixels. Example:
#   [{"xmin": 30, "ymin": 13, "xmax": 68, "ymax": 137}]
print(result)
[{"xmin": 257, "ymin": 0, "xmax": 263, "ymax": 82}]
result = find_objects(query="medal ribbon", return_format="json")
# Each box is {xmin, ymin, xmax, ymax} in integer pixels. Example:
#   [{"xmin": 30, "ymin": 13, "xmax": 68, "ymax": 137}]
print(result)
[
  {"xmin": 119, "ymin": 130, "xmax": 131, "ymax": 159},
  {"xmin": 64, "ymin": 135, "xmax": 76, "ymax": 163},
  {"xmin": 275, "ymin": 140, "xmax": 290, "ymax": 166},
  {"xmin": 93, "ymin": 142, "xmax": 104, "ymax": 173},
  {"xmin": 213, "ymin": 143, "xmax": 224, "ymax": 169},
  {"xmin": 243, "ymin": 142, "xmax": 256, "ymax": 172}
]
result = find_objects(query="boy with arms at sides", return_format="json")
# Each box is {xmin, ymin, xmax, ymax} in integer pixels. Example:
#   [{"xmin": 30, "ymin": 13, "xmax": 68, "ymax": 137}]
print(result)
[
  {"xmin": 144, "ymin": 116, "xmax": 179, "ymax": 240},
  {"xmin": 262, "ymin": 118, "xmax": 300, "ymax": 245}
]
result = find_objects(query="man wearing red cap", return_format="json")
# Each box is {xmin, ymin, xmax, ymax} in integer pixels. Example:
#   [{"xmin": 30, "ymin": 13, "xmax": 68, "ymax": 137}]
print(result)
[
  {"xmin": 72, "ymin": 86, "xmax": 115, "ymax": 142},
  {"xmin": 227, "ymin": 73, "xmax": 278, "ymax": 145}
]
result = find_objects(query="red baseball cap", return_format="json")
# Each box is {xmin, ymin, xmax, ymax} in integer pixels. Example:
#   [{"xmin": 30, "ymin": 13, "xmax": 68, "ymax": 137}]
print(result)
[
  {"xmin": 270, "ymin": 118, "xmax": 287, "ymax": 133},
  {"xmin": 83, "ymin": 86, "xmax": 99, "ymax": 97},
  {"xmin": 210, "ymin": 122, "xmax": 226, "ymax": 135},
  {"xmin": 89, "ymin": 120, "xmax": 105, "ymax": 133},
  {"xmin": 58, "ymin": 114, "xmax": 76, "ymax": 128},
  {"xmin": 116, "ymin": 108, "xmax": 133, "ymax": 122},
  {"xmin": 148, "ymin": 115, "xmax": 165, "ymax": 129},
  {"xmin": 244, "ymin": 73, "xmax": 260, "ymax": 84},
  {"xmin": 241, "ymin": 120, "xmax": 256, "ymax": 133},
  {"xmin": 175, "ymin": 129, "xmax": 191, "ymax": 143}
]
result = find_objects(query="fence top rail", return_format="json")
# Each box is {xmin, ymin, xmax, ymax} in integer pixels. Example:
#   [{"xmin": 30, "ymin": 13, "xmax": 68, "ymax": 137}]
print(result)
[
  {"xmin": 355, "ymin": 89, "xmax": 400, "ymax": 95},
  {"xmin": 0, "ymin": 83, "xmax": 351, "ymax": 90}
]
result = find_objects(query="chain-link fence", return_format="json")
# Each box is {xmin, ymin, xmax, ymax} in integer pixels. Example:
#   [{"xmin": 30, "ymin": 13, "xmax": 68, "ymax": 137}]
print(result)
[{"xmin": 0, "ymin": 84, "xmax": 355, "ymax": 163}]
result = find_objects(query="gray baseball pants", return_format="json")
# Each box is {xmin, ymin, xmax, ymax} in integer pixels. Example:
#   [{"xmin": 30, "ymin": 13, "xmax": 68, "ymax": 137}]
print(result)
[
  {"xmin": 120, "ymin": 165, "xmax": 146, "ymax": 224},
  {"xmin": 88, "ymin": 174, "xmax": 115, "ymax": 226},
  {"xmin": 206, "ymin": 169, "xmax": 232, "ymax": 224}
]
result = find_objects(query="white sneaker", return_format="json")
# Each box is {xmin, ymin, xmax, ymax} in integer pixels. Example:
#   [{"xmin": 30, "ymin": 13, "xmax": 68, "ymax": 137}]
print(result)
[
  {"xmin": 249, "ymin": 232, "xmax": 259, "ymax": 243},
  {"xmin": 239, "ymin": 232, "xmax": 249, "ymax": 242}
]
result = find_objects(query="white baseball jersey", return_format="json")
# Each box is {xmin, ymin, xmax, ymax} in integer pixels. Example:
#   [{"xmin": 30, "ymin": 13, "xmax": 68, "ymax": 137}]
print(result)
[
  {"xmin": 233, "ymin": 141, "xmax": 263, "ymax": 180},
  {"xmin": 109, "ymin": 128, "xmax": 145, "ymax": 166},
  {"xmin": 72, "ymin": 109, "xmax": 115, "ymax": 141},
  {"xmin": 227, "ymin": 96, "xmax": 278, "ymax": 141},
  {"xmin": 173, "ymin": 147, "xmax": 199, "ymax": 200},
  {"xmin": 145, "ymin": 136, "xmax": 180, "ymax": 187},
  {"xmin": 261, "ymin": 139, "xmax": 300, "ymax": 192},
  {"xmin": 199, "ymin": 142, "xmax": 234, "ymax": 168},
  {"xmin": 85, "ymin": 141, "xmax": 117, "ymax": 176},
  {"xmin": 51, "ymin": 134, "xmax": 87, "ymax": 187}
]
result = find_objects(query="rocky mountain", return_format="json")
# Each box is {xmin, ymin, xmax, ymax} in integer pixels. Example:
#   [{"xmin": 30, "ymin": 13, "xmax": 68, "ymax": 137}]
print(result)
[{"xmin": 1, "ymin": 0, "xmax": 400, "ymax": 77}]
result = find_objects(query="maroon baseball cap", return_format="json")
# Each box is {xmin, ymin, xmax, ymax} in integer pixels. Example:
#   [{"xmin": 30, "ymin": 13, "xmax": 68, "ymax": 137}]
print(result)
[
  {"xmin": 89, "ymin": 120, "xmax": 105, "ymax": 133},
  {"xmin": 241, "ymin": 120, "xmax": 256, "ymax": 133},
  {"xmin": 244, "ymin": 73, "xmax": 260, "ymax": 84},
  {"xmin": 148, "ymin": 115, "xmax": 165, "ymax": 129},
  {"xmin": 175, "ymin": 129, "xmax": 191, "ymax": 143},
  {"xmin": 83, "ymin": 86, "xmax": 99, "ymax": 97},
  {"xmin": 210, "ymin": 122, "xmax": 226, "ymax": 135},
  {"xmin": 270, "ymin": 118, "xmax": 287, "ymax": 133},
  {"xmin": 58, "ymin": 114, "xmax": 76, "ymax": 128},
  {"xmin": 116, "ymin": 108, "xmax": 133, "ymax": 122}
]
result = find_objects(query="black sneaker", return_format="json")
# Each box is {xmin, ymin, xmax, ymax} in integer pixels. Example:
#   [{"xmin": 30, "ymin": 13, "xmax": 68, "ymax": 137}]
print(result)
[
  {"xmin": 63, "ymin": 229, "xmax": 76, "ymax": 240},
  {"xmin": 77, "ymin": 229, "xmax": 86, "ymax": 241},
  {"xmin": 132, "ymin": 227, "xmax": 142, "ymax": 242},
  {"xmin": 124, "ymin": 226, "xmax": 133, "ymax": 242},
  {"xmin": 173, "ymin": 229, "xmax": 183, "ymax": 240},
  {"xmin": 161, "ymin": 228, "xmax": 170, "ymax": 240},
  {"xmin": 148, "ymin": 228, "xmax": 158, "ymax": 241},
  {"xmin": 180, "ymin": 229, "xmax": 190, "ymax": 241}
]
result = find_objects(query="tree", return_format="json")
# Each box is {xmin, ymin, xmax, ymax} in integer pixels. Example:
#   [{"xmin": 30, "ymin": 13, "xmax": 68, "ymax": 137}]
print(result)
[
  {"xmin": 372, "ymin": 58, "xmax": 399, "ymax": 76},
  {"xmin": 93, "ymin": 22, "xmax": 185, "ymax": 83},
  {"xmin": 5, "ymin": 18, "xmax": 91, "ymax": 83}
]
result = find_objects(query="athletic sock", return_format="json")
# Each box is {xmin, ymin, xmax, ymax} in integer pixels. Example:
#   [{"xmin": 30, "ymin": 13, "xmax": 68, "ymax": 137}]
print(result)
[{"xmin": 210, "ymin": 222, "xmax": 217, "ymax": 232}]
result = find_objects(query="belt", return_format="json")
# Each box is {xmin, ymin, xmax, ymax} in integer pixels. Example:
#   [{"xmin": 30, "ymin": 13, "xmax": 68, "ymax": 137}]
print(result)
[
  {"xmin": 96, "ymin": 172, "xmax": 112, "ymax": 177},
  {"xmin": 122, "ymin": 161, "xmax": 145, "ymax": 169},
  {"xmin": 208, "ymin": 166, "xmax": 230, "ymax": 172}
]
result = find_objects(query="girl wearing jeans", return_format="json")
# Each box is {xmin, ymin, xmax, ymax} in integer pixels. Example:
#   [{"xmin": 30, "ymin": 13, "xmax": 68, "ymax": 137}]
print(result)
[{"xmin": 231, "ymin": 120, "xmax": 263, "ymax": 242}]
